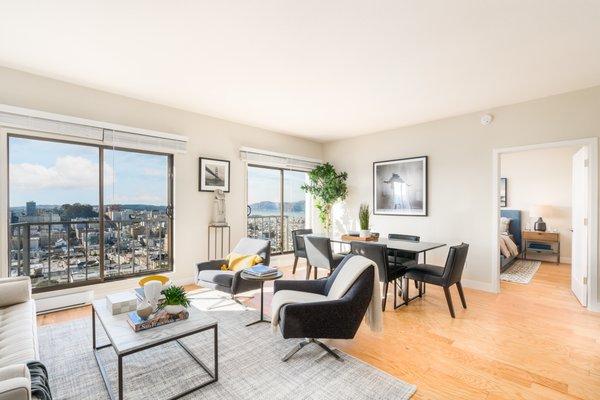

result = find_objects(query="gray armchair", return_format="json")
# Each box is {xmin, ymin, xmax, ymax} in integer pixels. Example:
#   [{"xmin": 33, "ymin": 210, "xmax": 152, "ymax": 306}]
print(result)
[{"xmin": 196, "ymin": 238, "xmax": 271, "ymax": 308}]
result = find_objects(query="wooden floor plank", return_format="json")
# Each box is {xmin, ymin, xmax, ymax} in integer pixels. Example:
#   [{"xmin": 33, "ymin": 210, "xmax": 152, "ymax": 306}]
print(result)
[{"xmin": 37, "ymin": 258, "xmax": 600, "ymax": 399}]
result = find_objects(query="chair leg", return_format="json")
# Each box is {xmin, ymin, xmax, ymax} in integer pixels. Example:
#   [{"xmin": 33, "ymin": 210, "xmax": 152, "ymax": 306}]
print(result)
[
  {"xmin": 456, "ymin": 281, "xmax": 467, "ymax": 309},
  {"xmin": 443, "ymin": 286, "xmax": 456, "ymax": 318},
  {"xmin": 282, "ymin": 338, "xmax": 341, "ymax": 362},
  {"xmin": 305, "ymin": 263, "xmax": 312, "ymax": 280},
  {"xmin": 382, "ymin": 282, "xmax": 389, "ymax": 311},
  {"xmin": 292, "ymin": 256, "xmax": 299, "ymax": 274},
  {"xmin": 314, "ymin": 266, "xmax": 317, "ymax": 279}
]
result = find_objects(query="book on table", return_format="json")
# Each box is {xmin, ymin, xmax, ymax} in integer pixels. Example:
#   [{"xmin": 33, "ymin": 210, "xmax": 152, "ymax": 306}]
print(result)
[{"xmin": 245, "ymin": 264, "xmax": 278, "ymax": 277}]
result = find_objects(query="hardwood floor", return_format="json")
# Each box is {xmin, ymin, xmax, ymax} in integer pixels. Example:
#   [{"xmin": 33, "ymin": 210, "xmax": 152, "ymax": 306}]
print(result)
[{"xmin": 37, "ymin": 258, "xmax": 600, "ymax": 399}]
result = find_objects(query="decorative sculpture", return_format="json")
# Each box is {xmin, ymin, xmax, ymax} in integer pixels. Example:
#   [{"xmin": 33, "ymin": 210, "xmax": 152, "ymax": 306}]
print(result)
[{"xmin": 211, "ymin": 189, "xmax": 228, "ymax": 226}]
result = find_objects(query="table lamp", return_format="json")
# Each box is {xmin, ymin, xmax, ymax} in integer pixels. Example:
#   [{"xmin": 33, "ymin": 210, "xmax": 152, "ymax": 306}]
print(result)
[{"xmin": 530, "ymin": 204, "xmax": 553, "ymax": 232}]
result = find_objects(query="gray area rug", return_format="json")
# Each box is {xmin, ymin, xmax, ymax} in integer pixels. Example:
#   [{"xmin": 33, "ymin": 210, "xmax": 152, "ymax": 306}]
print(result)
[
  {"xmin": 38, "ymin": 291, "xmax": 416, "ymax": 399},
  {"xmin": 500, "ymin": 259, "xmax": 541, "ymax": 284}
]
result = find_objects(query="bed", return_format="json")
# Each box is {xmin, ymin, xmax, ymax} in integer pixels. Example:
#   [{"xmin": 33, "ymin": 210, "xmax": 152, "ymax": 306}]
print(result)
[{"xmin": 500, "ymin": 209, "xmax": 521, "ymax": 271}]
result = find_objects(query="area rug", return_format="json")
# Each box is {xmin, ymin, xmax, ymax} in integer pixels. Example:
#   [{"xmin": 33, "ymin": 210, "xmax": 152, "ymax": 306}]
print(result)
[
  {"xmin": 38, "ymin": 293, "xmax": 416, "ymax": 399},
  {"xmin": 500, "ymin": 259, "xmax": 541, "ymax": 284}
]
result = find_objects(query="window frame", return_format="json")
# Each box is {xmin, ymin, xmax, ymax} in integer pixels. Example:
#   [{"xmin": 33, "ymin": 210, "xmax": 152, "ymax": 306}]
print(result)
[
  {"xmin": 6, "ymin": 132, "xmax": 174, "ymax": 293},
  {"xmin": 246, "ymin": 163, "xmax": 309, "ymax": 255}
]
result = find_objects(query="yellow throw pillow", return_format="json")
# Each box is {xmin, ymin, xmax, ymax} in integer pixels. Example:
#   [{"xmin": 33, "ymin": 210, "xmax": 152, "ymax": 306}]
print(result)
[{"xmin": 223, "ymin": 253, "xmax": 263, "ymax": 271}]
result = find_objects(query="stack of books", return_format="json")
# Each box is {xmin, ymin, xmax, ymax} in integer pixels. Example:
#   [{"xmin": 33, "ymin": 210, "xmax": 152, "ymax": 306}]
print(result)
[{"xmin": 244, "ymin": 264, "xmax": 278, "ymax": 277}]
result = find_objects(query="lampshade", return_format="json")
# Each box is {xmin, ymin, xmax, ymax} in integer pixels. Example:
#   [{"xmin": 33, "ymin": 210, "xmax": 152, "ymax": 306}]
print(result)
[{"xmin": 530, "ymin": 204, "xmax": 554, "ymax": 218}]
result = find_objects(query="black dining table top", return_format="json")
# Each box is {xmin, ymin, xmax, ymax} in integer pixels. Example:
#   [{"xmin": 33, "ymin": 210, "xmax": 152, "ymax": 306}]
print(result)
[{"xmin": 329, "ymin": 236, "xmax": 446, "ymax": 253}]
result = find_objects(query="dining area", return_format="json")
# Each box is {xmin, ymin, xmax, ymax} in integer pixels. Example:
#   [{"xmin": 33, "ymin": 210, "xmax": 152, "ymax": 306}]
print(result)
[{"xmin": 291, "ymin": 229, "xmax": 469, "ymax": 318}]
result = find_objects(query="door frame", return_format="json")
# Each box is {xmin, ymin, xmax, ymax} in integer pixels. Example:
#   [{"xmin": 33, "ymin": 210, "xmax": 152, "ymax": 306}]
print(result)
[{"xmin": 491, "ymin": 137, "xmax": 599, "ymax": 312}]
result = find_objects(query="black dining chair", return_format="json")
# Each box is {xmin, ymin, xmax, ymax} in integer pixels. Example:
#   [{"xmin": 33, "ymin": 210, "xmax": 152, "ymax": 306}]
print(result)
[
  {"xmin": 404, "ymin": 243, "xmax": 469, "ymax": 318},
  {"xmin": 291, "ymin": 229, "xmax": 312, "ymax": 275},
  {"xmin": 304, "ymin": 236, "xmax": 345, "ymax": 279},
  {"xmin": 388, "ymin": 233, "xmax": 421, "ymax": 290},
  {"xmin": 350, "ymin": 241, "xmax": 408, "ymax": 311}
]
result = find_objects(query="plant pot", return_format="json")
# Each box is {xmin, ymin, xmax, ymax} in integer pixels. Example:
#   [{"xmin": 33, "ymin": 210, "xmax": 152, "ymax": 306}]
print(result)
[
  {"xmin": 163, "ymin": 304, "xmax": 186, "ymax": 315},
  {"xmin": 359, "ymin": 229, "xmax": 371, "ymax": 238}
]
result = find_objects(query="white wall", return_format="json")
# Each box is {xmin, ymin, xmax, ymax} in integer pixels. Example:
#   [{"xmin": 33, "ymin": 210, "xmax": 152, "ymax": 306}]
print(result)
[
  {"xmin": 324, "ymin": 85, "xmax": 600, "ymax": 297},
  {"xmin": 0, "ymin": 66, "xmax": 322, "ymax": 298},
  {"xmin": 501, "ymin": 146, "xmax": 579, "ymax": 263}
]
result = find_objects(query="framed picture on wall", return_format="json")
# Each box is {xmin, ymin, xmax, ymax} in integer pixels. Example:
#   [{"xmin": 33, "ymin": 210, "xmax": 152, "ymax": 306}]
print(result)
[
  {"xmin": 373, "ymin": 156, "xmax": 427, "ymax": 216},
  {"xmin": 199, "ymin": 157, "xmax": 230, "ymax": 192},
  {"xmin": 500, "ymin": 177, "xmax": 507, "ymax": 207}
]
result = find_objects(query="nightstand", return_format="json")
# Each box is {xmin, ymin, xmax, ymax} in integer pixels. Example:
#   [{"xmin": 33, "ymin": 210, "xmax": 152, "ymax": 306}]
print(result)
[{"xmin": 522, "ymin": 230, "xmax": 560, "ymax": 264}]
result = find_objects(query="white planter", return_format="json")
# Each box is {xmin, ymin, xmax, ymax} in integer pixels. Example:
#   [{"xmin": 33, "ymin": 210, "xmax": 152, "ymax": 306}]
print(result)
[
  {"xmin": 359, "ymin": 229, "xmax": 371, "ymax": 238},
  {"xmin": 163, "ymin": 304, "xmax": 186, "ymax": 315}
]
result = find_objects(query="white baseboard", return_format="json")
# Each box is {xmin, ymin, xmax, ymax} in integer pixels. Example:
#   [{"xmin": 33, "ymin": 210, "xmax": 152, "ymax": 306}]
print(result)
[{"xmin": 461, "ymin": 279, "xmax": 496, "ymax": 293}]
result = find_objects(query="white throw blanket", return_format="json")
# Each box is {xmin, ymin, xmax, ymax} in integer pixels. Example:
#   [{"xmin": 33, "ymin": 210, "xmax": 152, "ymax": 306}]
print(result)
[{"xmin": 270, "ymin": 255, "xmax": 383, "ymax": 333}]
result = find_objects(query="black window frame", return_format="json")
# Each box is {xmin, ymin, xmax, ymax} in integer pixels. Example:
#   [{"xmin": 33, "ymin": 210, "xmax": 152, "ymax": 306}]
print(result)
[{"xmin": 6, "ymin": 133, "xmax": 174, "ymax": 293}]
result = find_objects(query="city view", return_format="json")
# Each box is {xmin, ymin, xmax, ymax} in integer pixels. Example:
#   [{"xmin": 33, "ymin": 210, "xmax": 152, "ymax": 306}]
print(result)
[{"xmin": 8, "ymin": 136, "xmax": 171, "ymax": 290}]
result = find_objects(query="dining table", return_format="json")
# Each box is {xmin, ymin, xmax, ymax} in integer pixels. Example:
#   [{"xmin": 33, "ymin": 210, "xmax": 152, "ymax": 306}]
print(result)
[{"xmin": 329, "ymin": 236, "xmax": 447, "ymax": 307}]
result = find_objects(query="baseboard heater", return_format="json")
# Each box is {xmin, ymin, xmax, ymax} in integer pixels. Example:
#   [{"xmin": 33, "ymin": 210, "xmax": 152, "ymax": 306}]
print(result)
[{"xmin": 35, "ymin": 290, "xmax": 94, "ymax": 314}]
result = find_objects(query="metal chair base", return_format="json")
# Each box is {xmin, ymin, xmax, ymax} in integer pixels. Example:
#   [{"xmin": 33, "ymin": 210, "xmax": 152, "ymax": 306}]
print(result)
[{"xmin": 282, "ymin": 338, "xmax": 342, "ymax": 362}]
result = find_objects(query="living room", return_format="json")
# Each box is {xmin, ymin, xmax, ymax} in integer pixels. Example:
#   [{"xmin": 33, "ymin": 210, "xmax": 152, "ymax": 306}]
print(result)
[{"xmin": 1, "ymin": 2, "xmax": 600, "ymax": 400}]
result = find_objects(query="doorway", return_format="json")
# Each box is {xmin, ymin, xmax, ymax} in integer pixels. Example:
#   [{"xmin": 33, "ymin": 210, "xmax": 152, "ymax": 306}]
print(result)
[{"xmin": 492, "ymin": 138, "xmax": 599, "ymax": 311}]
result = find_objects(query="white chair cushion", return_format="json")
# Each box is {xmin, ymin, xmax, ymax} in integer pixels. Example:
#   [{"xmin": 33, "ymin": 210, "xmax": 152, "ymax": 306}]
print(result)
[{"xmin": 0, "ymin": 301, "xmax": 38, "ymax": 368}]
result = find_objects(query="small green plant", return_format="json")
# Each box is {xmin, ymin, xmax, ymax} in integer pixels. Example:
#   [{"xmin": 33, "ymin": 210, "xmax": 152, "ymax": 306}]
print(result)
[
  {"xmin": 160, "ymin": 285, "xmax": 190, "ymax": 308},
  {"xmin": 301, "ymin": 163, "xmax": 348, "ymax": 233},
  {"xmin": 359, "ymin": 203, "xmax": 370, "ymax": 230}
]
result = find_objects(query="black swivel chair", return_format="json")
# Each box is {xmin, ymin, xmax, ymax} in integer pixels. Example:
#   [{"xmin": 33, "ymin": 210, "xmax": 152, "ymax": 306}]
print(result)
[
  {"xmin": 196, "ymin": 238, "xmax": 271, "ymax": 308},
  {"xmin": 350, "ymin": 241, "xmax": 409, "ymax": 311},
  {"xmin": 291, "ymin": 229, "xmax": 312, "ymax": 275},
  {"xmin": 304, "ymin": 235, "xmax": 345, "ymax": 279},
  {"xmin": 404, "ymin": 243, "xmax": 469, "ymax": 318},
  {"xmin": 274, "ymin": 254, "xmax": 375, "ymax": 361}
]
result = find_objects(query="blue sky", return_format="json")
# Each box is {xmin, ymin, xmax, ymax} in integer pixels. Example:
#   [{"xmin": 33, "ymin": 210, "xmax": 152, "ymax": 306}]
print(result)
[
  {"xmin": 247, "ymin": 166, "xmax": 307, "ymax": 205},
  {"xmin": 9, "ymin": 137, "xmax": 168, "ymax": 207}
]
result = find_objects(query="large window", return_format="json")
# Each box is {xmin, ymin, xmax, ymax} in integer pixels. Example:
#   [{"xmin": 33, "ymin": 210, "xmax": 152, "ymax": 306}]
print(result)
[
  {"xmin": 246, "ymin": 165, "xmax": 309, "ymax": 253},
  {"xmin": 7, "ymin": 135, "xmax": 173, "ymax": 292}
]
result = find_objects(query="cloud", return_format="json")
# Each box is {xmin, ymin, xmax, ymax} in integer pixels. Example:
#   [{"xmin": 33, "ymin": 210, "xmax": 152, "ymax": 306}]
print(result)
[{"xmin": 10, "ymin": 156, "xmax": 110, "ymax": 190}]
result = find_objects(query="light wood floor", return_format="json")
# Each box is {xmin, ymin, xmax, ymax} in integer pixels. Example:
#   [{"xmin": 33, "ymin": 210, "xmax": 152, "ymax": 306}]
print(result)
[{"xmin": 38, "ymin": 257, "xmax": 600, "ymax": 399}]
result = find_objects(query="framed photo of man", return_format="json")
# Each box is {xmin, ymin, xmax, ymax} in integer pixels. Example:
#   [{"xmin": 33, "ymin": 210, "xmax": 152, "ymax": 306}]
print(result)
[{"xmin": 373, "ymin": 156, "xmax": 427, "ymax": 216}]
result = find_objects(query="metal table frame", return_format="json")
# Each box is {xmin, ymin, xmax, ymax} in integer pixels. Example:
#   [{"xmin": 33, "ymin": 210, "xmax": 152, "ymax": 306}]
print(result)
[
  {"xmin": 240, "ymin": 270, "xmax": 283, "ymax": 326},
  {"xmin": 92, "ymin": 305, "xmax": 218, "ymax": 400}
]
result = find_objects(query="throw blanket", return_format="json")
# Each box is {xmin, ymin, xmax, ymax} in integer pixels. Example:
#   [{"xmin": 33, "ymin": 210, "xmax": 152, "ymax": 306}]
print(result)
[
  {"xmin": 499, "ymin": 234, "xmax": 519, "ymax": 258},
  {"xmin": 27, "ymin": 361, "xmax": 52, "ymax": 400},
  {"xmin": 271, "ymin": 255, "xmax": 383, "ymax": 333}
]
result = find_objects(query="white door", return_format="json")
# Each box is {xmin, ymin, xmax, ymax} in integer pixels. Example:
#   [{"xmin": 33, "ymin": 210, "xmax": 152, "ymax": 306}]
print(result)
[{"xmin": 571, "ymin": 146, "xmax": 588, "ymax": 306}]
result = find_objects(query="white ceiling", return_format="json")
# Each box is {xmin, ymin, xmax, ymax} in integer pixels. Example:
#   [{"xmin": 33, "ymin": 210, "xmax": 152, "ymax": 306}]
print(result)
[{"xmin": 1, "ymin": 1, "xmax": 599, "ymax": 142}]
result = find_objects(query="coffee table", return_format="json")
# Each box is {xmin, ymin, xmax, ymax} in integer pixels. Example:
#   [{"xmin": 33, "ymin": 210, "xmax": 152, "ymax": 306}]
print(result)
[
  {"xmin": 92, "ymin": 298, "xmax": 218, "ymax": 400},
  {"xmin": 240, "ymin": 270, "xmax": 283, "ymax": 326}
]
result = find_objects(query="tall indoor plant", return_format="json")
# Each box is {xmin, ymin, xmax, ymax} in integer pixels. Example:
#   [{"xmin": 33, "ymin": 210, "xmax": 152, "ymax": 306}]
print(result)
[{"xmin": 301, "ymin": 163, "xmax": 348, "ymax": 234}]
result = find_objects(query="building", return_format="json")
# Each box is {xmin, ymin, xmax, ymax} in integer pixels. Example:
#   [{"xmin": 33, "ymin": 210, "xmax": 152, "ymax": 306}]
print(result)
[{"xmin": 25, "ymin": 201, "xmax": 36, "ymax": 216}]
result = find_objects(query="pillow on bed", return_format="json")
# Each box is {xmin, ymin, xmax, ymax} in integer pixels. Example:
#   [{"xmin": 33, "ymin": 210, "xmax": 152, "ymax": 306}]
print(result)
[{"xmin": 500, "ymin": 217, "xmax": 511, "ymax": 234}]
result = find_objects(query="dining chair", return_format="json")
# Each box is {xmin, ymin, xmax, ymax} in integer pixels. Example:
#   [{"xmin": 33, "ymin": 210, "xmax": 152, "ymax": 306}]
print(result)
[
  {"xmin": 388, "ymin": 233, "xmax": 422, "ymax": 290},
  {"xmin": 350, "ymin": 241, "xmax": 407, "ymax": 311},
  {"xmin": 404, "ymin": 243, "xmax": 469, "ymax": 318},
  {"xmin": 291, "ymin": 229, "xmax": 312, "ymax": 275},
  {"xmin": 304, "ymin": 236, "xmax": 345, "ymax": 279}
]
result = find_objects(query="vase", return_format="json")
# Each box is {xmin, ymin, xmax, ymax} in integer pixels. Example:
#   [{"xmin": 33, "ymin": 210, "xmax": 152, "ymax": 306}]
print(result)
[
  {"xmin": 359, "ymin": 229, "xmax": 371, "ymax": 238},
  {"xmin": 143, "ymin": 280, "xmax": 162, "ymax": 311},
  {"xmin": 163, "ymin": 304, "xmax": 186, "ymax": 315}
]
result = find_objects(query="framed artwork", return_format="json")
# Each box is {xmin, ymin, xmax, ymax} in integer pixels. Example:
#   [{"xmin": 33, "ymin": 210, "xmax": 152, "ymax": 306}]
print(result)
[
  {"xmin": 199, "ymin": 157, "xmax": 230, "ymax": 192},
  {"xmin": 373, "ymin": 156, "xmax": 427, "ymax": 216},
  {"xmin": 500, "ymin": 177, "xmax": 507, "ymax": 207}
]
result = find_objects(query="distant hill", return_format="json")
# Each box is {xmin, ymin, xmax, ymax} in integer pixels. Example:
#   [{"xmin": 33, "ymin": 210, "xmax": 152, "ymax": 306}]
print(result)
[
  {"xmin": 10, "ymin": 204, "xmax": 166, "ymax": 212},
  {"xmin": 249, "ymin": 200, "xmax": 305, "ymax": 215}
]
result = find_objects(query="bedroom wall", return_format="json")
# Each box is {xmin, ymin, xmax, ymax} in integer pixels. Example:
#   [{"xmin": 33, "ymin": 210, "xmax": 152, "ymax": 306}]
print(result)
[
  {"xmin": 501, "ymin": 146, "xmax": 579, "ymax": 263},
  {"xmin": 323, "ymin": 85, "xmax": 600, "ymax": 303},
  {"xmin": 0, "ymin": 66, "xmax": 323, "ymax": 298}
]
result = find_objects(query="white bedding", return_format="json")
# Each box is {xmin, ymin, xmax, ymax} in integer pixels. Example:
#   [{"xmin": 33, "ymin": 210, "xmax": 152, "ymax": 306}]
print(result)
[{"xmin": 499, "ymin": 234, "xmax": 519, "ymax": 258}]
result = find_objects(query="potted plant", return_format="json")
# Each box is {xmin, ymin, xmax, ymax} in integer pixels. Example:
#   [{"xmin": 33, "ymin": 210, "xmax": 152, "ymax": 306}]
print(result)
[
  {"xmin": 359, "ymin": 203, "xmax": 371, "ymax": 238},
  {"xmin": 160, "ymin": 285, "xmax": 191, "ymax": 314},
  {"xmin": 301, "ymin": 163, "xmax": 348, "ymax": 235}
]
